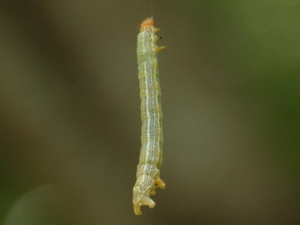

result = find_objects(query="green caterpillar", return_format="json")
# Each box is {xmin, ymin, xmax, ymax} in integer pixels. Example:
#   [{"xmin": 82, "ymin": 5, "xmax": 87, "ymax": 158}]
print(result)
[{"xmin": 132, "ymin": 18, "xmax": 165, "ymax": 215}]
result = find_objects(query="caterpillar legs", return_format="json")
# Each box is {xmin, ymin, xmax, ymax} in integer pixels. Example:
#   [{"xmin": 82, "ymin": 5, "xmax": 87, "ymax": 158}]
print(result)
[{"xmin": 133, "ymin": 175, "xmax": 165, "ymax": 215}]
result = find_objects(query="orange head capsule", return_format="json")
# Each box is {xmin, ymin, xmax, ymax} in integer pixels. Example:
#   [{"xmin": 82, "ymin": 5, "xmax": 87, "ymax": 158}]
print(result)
[{"xmin": 140, "ymin": 18, "xmax": 154, "ymax": 31}]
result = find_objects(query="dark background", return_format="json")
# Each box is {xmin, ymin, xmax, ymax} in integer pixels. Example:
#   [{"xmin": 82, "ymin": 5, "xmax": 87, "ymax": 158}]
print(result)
[{"xmin": 0, "ymin": 0, "xmax": 299, "ymax": 224}]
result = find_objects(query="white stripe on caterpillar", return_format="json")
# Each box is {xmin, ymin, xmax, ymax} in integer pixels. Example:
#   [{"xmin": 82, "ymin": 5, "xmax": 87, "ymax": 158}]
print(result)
[{"xmin": 132, "ymin": 18, "xmax": 165, "ymax": 215}]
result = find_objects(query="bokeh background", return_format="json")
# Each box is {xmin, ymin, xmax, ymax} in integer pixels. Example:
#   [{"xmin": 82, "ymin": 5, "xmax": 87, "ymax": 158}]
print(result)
[{"xmin": 0, "ymin": 0, "xmax": 299, "ymax": 224}]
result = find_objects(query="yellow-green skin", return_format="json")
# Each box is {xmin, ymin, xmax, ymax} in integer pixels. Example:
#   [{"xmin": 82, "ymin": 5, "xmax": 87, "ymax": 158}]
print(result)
[{"xmin": 133, "ymin": 18, "xmax": 165, "ymax": 215}]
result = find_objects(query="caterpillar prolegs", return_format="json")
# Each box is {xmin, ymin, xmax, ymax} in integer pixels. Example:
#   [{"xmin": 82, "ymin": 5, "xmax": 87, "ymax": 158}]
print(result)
[{"xmin": 132, "ymin": 18, "xmax": 165, "ymax": 215}]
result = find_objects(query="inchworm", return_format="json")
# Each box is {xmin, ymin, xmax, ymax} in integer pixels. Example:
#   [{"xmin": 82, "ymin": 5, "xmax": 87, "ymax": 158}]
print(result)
[{"xmin": 132, "ymin": 18, "xmax": 165, "ymax": 215}]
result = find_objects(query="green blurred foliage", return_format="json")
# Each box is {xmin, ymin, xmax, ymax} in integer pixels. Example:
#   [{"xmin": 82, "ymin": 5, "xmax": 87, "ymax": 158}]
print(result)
[{"xmin": 184, "ymin": 0, "xmax": 300, "ymax": 180}]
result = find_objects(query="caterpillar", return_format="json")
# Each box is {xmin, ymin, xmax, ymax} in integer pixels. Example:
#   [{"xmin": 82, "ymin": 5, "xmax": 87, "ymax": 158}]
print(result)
[{"xmin": 132, "ymin": 18, "xmax": 165, "ymax": 215}]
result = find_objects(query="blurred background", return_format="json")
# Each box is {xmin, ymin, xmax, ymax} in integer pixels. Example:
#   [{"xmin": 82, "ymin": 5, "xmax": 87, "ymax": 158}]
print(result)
[{"xmin": 0, "ymin": 0, "xmax": 299, "ymax": 224}]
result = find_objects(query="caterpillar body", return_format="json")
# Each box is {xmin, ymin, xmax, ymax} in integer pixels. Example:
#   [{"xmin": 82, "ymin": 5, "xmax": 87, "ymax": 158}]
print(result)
[{"xmin": 132, "ymin": 18, "xmax": 165, "ymax": 215}]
